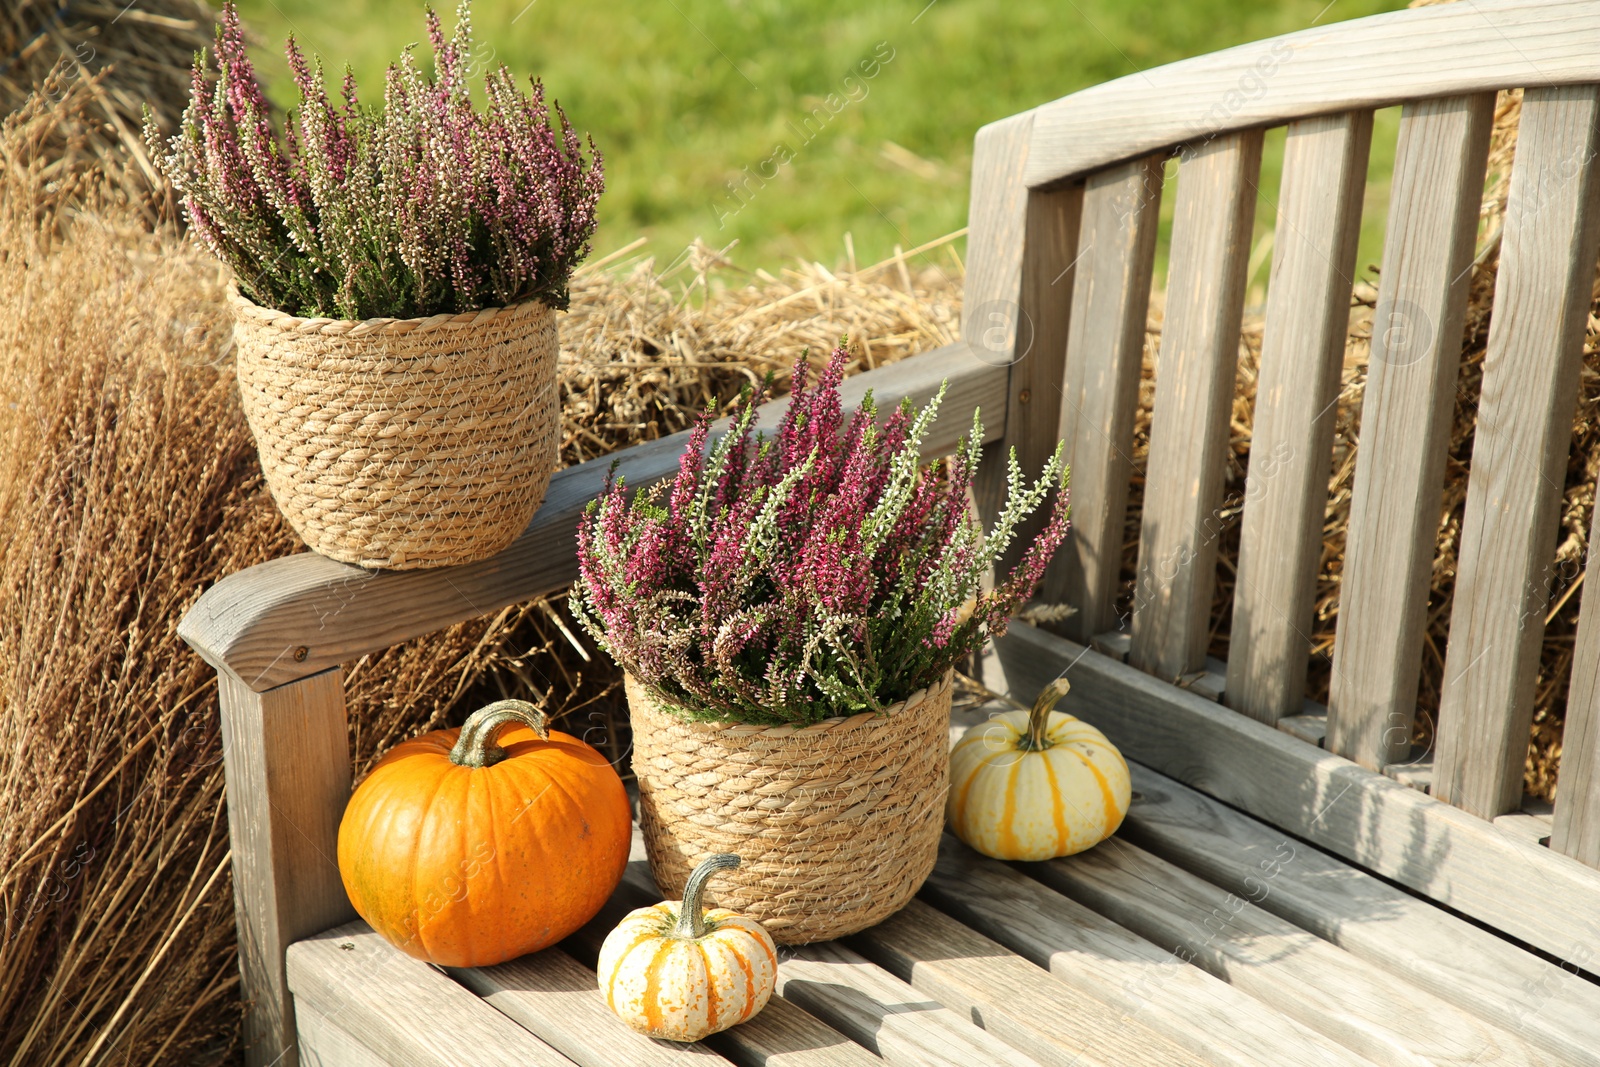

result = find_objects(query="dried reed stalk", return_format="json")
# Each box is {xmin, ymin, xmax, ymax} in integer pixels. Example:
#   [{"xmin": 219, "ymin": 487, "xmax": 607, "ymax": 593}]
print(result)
[{"xmin": 1, "ymin": 0, "xmax": 216, "ymax": 217}]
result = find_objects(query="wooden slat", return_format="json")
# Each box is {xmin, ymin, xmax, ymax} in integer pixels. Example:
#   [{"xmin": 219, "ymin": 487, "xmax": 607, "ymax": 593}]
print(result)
[
  {"xmin": 1181, "ymin": 657, "xmax": 1227, "ymax": 702},
  {"xmin": 1226, "ymin": 111, "xmax": 1372, "ymax": 723},
  {"xmin": 179, "ymin": 342, "xmax": 1005, "ymax": 692},
  {"xmin": 972, "ymin": 182, "xmax": 1083, "ymax": 574},
  {"xmin": 454, "ymin": 950, "xmax": 730, "ymax": 1067},
  {"xmin": 981, "ymin": 618, "xmax": 1600, "ymax": 964},
  {"xmin": 850, "ymin": 901, "xmax": 1205, "ymax": 1067},
  {"xmin": 1090, "ymin": 628, "xmax": 1132, "ymax": 662},
  {"xmin": 1035, "ymin": 842, "xmax": 1545, "ymax": 1067},
  {"xmin": 775, "ymin": 941, "xmax": 1043, "ymax": 1067},
  {"xmin": 920, "ymin": 837, "xmax": 1370, "ymax": 1067},
  {"xmin": 565, "ymin": 866, "xmax": 884, "ymax": 1067},
  {"xmin": 1556, "ymin": 523, "xmax": 1600, "ymax": 864},
  {"xmin": 1326, "ymin": 93, "xmax": 1495, "ymax": 771},
  {"xmin": 1121, "ymin": 763, "xmax": 1600, "ymax": 1067},
  {"xmin": 1384, "ymin": 751, "xmax": 1434, "ymax": 792},
  {"xmin": 1131, "ymin": 129, "xmax": 1262, "ymax": 679},
  {"xmin": 962, "ymin": 112, "xmax": 1036, "ymax": 353},
  {"xmin": 700, "ymin": 996, "xmax": 882, "ymax": 1067},
  {"xmin": 1024, "ymin": 0, "xmax": 1600, "ymax": 186},
  {"xmin": 1495, "ymin": 810, "xmax": 1554, "ymax": 848},
  {"xmin": 296, "ymin": 1003, "xmax": 390, "ymax": 1067},
  {"xmin": 219, "ymin": 668, "xmax": 355, "ymax": 1067},
  {"xmin": 1435, "ymin": 84, "xmax": 1600, "ymax": 818},
  {"xmin": 286, "ymin": 923, "xmax": 574, "ymax": 1067},
  {"xmin": 1051, "ymin": 157, "xmax": 1164, "ymax": 640},
  {"xmin": 1277, "ymin": 712, "xmax": 1327, "ymax": 747},
  {"xmin": 1494, "ymin": 813, "xmax": 1551, "ymax": 846}
]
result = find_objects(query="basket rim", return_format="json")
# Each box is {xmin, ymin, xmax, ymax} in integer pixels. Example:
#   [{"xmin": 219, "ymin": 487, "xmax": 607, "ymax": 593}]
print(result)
[
  {"xmin": 626, "ymin": 669, "xmax": 954, "ymax": 740},
  {"xmin": 227, "ymin": 286, "xmax": 553, "ymax": 338}
]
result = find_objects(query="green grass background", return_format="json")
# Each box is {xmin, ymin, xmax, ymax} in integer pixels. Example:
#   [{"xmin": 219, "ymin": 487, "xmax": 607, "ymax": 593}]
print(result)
[{"xmin": 235, "ymin": 0, "xmax": 1409, "ymax": 286}]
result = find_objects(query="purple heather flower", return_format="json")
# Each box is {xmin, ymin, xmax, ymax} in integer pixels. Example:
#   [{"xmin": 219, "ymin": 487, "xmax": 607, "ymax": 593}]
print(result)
[
  {"xmin": 572, "ymin": 344, "xmax": 1071, "ymax": 727},
  {"xmin": 148, "ymin": 0, "xmax": 603, "ymax": 320}
]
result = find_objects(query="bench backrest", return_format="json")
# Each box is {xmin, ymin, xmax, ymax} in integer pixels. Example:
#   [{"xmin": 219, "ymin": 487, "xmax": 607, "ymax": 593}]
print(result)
[
  {"xmin": 179, "ymin": 4, "xmax": 1600, "ymax": 1062},
  {"xmin": 970, "ymin": 0, "xmax": 1600, "ymax": 855}
]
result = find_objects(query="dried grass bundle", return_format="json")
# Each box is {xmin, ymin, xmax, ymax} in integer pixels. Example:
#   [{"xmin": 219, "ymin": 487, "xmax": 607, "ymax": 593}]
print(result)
[
  {"xmin": 0, "ymin": 0, "xmax": 216, "ymax": 216},
  {"xmin": 557, "ymin": 236, "xmax": 962, "ymax": 463}
]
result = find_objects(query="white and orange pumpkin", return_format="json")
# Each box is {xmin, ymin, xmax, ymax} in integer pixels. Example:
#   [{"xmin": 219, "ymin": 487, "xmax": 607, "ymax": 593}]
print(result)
[
  {"xmin": 947, "ymin": 677, "xmax": 1131, "ymax": 860},
  {"xmin": 597, "ymin": 854, "xmax": 777, "ymax": 1042}
]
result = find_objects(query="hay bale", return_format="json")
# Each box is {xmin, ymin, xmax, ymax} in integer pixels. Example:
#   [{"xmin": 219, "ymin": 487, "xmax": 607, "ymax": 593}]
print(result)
[{"xmin": 0, "ymin": 0, "xmax": 217, "ymax": 213}]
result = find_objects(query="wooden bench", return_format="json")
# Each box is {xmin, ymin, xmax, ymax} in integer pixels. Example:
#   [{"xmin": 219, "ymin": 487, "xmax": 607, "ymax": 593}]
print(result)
[{"xmin": 180, "ymin": 1, "xmax": 1600, "ymax": 1063}]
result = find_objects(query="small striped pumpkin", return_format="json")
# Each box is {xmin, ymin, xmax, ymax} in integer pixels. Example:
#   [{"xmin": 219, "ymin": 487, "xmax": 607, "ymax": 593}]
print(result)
[
  {"xmin": 948, "ymin": 678, "xmax": 1131, "ymax": 860},
  {"xmin": 598, "ymin": 854, "xmax": 778, "ymax": 1042}
]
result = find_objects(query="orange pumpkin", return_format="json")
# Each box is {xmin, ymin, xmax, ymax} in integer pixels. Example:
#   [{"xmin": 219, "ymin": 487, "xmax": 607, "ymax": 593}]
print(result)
[{"xmin": 338, "ymin": 699, "xmax": 631, "ymax": 967}]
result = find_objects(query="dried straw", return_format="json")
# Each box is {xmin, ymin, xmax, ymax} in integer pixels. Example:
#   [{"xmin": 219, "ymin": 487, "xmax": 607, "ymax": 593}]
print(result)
[{"xmin": 0, "ymin": 0, "xmax": 216, "ymax": 217}]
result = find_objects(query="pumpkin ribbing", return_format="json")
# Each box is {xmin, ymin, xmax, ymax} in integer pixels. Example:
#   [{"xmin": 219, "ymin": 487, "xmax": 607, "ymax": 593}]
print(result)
[
  {"xmin": 947, "ymin": 679, "xmax": 1131, "ymax": 861},
  {"xmin": 336, "ymin": 700, "xmax": 631, "ymax": 967},
  {"xmin": 598, "ymin": 854, "xmax": 777, "ymax": 1042}
]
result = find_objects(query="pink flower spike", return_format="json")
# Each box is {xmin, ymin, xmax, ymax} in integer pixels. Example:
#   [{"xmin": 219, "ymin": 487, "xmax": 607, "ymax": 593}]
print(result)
[{"xmin": 571, "ymin": 348, "xmax": 1074, "ymax": 728}]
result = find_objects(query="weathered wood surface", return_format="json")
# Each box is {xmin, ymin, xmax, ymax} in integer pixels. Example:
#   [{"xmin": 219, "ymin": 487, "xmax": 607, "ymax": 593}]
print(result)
[
  {"xmin": 295, "ymin": 1004, "xmax": 390, "ymax": 1067},
  {"xmin": 962, "ymin": 111, "xmax": 1037, "ymax": 357},
  {"xmin": 1556, "ymin": 506, "xmax": 1600, "ymax": 863},
  {"xmin": 454, "ymin": 949, "xmax": 731, "ymax": 1067},
  {"xmin": 1051, "ymin": 157, "xmax": 1164, "ymax": 640},
  {"xmin": 1025, "ymin": 0, "xmax": 1600, "ymax": 186},
  {"xmin": 180, "ymin": 342, "xmax": 1005, "ymax": 693},
  {"xmin": 850, "ymin": 900, "xmax": 1203, "ymax": 1067},
  {"xmin": 1225, "ymin": 110, "xmax": 1371, "ymax": 724},
  {"xmin": 1277, "ymin": 711, "xmax": 1328, "ymax": 747},
  {"xmin": 983, "ymin": 620, "xmax": 1600, "ymax": 964},
  {"xmin": 1494, "ymin": 810, "xmax": 1554, "ymax": 848},
  {"xmin": 220, "ymin": 669, "xmax": 355, "ymax": 1067},
  {"xmin": 1121, "ymin": 764, "xmax": 1600, "ymax": 1067},
  {"xmin": 1384, "ymin": 751, "xmax": 1435, "ymax": 793},
  {"xmin": 1434, "ymin": 84, "xmax": 1600, "ymax": 819},
  {"xmin": 1035, "ymin": 842, "xmax": 1545, "ymax": 1067},
  {"xmin": 287, "ymin": 923, "xmax": 574, "ymax": 1067},
  {"xmin": 1181, "ymin": 657, "xmax": 1228, "ymax": 703},
  {"xmin": 920, "ymin": 837, "xmax": 1369, "ymax": 1067},
  {"xmin": 1131, "ymin": 129, "xmax": 1261, "ymax": 680},
  {"xmin": 973, "ymin": 182, "xmax": 1082, "ymax": 575},
  {"xmin": 1325, "ymin": 93, "xmax": 1495, "ymax": 771},
  {"xmin": 288, "ymin": 665, "xmax": 1600, "ymax": 1067},
  {"xmin": 776, "ymin": 940, "xmax": 1044, "ymax": 1067},
  {"xmin": 1089, "ymin": 628, "xmax": 1132, "ymax": 662}
]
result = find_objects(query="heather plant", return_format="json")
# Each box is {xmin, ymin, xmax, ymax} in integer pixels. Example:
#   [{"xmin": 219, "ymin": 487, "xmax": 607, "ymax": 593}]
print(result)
[
  {"xmin": 145, "ymin": 1, "xmax": 603, "ymax": 320},
  {"xmin": 573, "ymin": 345, "xmax": 1071, "ymax": 726}
]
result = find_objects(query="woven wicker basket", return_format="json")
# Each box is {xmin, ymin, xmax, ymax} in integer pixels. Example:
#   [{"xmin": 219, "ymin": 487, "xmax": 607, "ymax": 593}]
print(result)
[
  {"xmin": 231, "ymin": 292, "xmax": 560, "ymax": 570},
  {"xmin": 627, "ymin": 671, "xmax": 952, "ymax": 944}
]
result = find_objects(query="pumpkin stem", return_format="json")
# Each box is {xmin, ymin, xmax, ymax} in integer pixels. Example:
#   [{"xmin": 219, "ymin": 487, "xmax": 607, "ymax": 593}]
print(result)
[
  {"xmin": 1024, "ymin": 677, "xmax": 1072, "ymax": 751},
  {"xmin": 673, "ymin": 853, "xmax": 740, "ymax": 940},
  {"xmin": 447, "ymin": 700, "xmax": 550, "ymax": 769}
]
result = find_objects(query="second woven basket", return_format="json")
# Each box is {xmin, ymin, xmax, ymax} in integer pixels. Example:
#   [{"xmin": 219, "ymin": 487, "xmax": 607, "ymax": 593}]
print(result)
[
  {"xmin": 628, "ymin": 671, "xmax": 952, "ymax": 944},
  {"xmin": 232, "ymin": 291, "xmax": 560, "ymax": 570}
]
